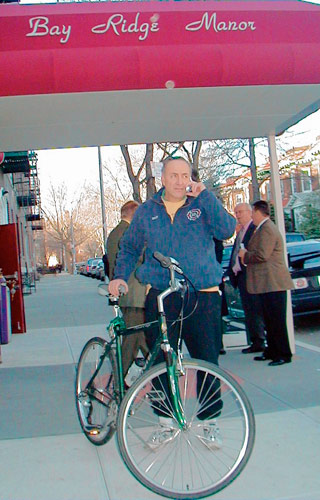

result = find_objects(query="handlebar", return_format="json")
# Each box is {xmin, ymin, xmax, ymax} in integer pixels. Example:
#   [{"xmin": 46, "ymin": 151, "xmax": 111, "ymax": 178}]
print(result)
[
  {"xmin": 153, "ymin": 251, "xmax": 173, "ymax": 268},
  {"xmin": 105, "ymin": 252, "xmax": 184, "ymax": 307},
  {"xmin": 153, "ymin": 252, "xmax": 183, "ymax": 275}
]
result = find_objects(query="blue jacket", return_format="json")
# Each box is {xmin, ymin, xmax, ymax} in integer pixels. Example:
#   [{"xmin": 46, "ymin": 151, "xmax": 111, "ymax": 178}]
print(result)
[{"xmin": 114, "ymin": 188, "xmax": 236, "ymax": 290}]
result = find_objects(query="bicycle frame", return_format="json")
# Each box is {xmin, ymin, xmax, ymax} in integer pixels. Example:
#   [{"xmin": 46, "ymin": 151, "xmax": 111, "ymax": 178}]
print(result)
[{"xmin": 91, "ymin": 262, "xmax": 188, "ymax": 428}]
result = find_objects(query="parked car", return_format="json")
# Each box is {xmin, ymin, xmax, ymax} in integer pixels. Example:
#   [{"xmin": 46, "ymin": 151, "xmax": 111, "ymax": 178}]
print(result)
[
  {"xmin": 223, "ymin": 239, "xmax": 320, "ymax": 318},
  {"xmin": 96, "ymin": 260, "xmax": 109, "ymax": 282},
  {"xmin": 89, "ymin": 258, "xmax": 103, "ymax": 278},
  {"xmin": 84, "ymin": 258, "xmax": 96, "ymax": 277},
  {"xmin": 95, "ymin": 261, "xmax": 104, "ymax": 280},
  {"xmin": 286, "ymin": 232, "xmax": 306, "ymax": 243},
  {"xmin": 287, "ymin": 240, "xmax": 320, "ymax": 315},
  {"xmin": 75, "ymin": 262, "xmax": 85, "ymax": 274}
]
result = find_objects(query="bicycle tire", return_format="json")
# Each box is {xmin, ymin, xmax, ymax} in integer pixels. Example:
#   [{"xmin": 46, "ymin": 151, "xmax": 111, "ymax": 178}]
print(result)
[
  {"xmin": 117, "ymin": 359, "xmax": 255, "ymax": 499},
  {"xmin": 75, "ymin": 337, "xmax": 119, "ymax": 446}
]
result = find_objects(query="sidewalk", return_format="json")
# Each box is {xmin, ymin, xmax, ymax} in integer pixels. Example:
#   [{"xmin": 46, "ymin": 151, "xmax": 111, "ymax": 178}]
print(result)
[{"xmin": 0, "ymin": 274, "xmax": 319, "ymax": 500}]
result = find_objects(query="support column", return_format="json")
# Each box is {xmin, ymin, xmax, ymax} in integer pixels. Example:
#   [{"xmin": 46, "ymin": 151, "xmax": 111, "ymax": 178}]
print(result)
[
  {"xmin": 268, "ymin": 134, "xmax": 295, "ymax": 354},
  {"xmin": 98, "ymin": 146, "xmax": 107, "ymax": 251}
]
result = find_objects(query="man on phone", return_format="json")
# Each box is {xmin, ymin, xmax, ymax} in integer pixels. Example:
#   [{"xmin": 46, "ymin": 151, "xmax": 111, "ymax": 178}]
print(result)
[{"xmin": 108, "ymin": 156, "xmax": 236, "ymax": 448}]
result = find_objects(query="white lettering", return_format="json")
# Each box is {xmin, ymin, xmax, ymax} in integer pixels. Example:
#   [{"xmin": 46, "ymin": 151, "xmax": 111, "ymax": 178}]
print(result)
[
  {"xmin": 106, "ymin": 14, "xmax": 123, "ymax": 36},
  {"xmin": 238, "ymin": 21, "xmax": 247, "ymax": 31},
  {"xmin": 217, "ymin": 21, "xmax": 228, "ymax": 32},
  {"xmin": 27, "ymin": 17, "xmax": 49, "ymax": 37},
  {"xmin": 151, "ymin": 23, "xmax": 159, "ymax": 33},
  {"xmin": 60, "ymin": 25, "xmax": 71, "ymax": 44},
  {"xmin": 91, "ymin": 23, "xmax": 108, "ymax": 34},
  {"xmin": 121, "ymin": 20, "xmax": 127, "ymax": 33},
  {"xmin": 92, "ymin": 12, "xmax": 158, "ymax": 41},
  {"xmin": 139, "ymin": 22, "xmax": 149, "ymax": 41},
  {"xmin": 127, "ymin": 13, "xmax": 140, "ymax": 33},
  {"xmin": 228, "ymin": 21, "xmax": 238, "ymax": 31},
  {"xmin": 185, "ymin": 12, "xmax": 256, "ymax": 34},
  {"xmin": 185, "ymin": 13, "xmax": 216, "ymax": 32},
  {"xmin": 26, "ymin": 16, "xmax": 71, "ymax": 44}
]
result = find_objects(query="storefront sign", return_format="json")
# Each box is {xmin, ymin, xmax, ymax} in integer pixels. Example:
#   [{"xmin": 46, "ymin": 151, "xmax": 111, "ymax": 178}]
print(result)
[{"xmin": 0, "ymin": 1, "xmax": 319, "ymax": 96}]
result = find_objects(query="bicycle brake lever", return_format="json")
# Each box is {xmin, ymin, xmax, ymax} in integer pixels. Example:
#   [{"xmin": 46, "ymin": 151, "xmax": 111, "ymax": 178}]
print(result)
[
  {"xmin": 172, "ymin": 264, "xmax": 183, "ymax": 275},
  {"xmin": 154, "ymin": 251, "xmax": 181, "ymax": 270}
]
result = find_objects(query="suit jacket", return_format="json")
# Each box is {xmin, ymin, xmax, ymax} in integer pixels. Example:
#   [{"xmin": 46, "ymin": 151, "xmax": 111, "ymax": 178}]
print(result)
[
  {"xmin": 227, "ymin": 221, "xmax": 256, "ymax": 289},
  {"xmin": 244, "ymin": 218, "xmax": 294, "ymax": 294},
  {"xmin": 107, "ymin": 220, "xmax": 146, "ymax": 308}
]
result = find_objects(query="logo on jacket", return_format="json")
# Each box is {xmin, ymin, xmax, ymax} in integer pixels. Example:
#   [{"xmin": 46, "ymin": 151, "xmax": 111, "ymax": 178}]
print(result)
[{"xmin": 187, "ymin": 208, "xmax": 201, "ymax": 221}]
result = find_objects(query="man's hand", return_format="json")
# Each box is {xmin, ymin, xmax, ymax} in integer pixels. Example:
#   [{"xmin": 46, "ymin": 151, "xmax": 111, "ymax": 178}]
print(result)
[
  {"xmin": 186, "ymin": 181, "xmax": 206, "ymax": 198},
  {"xmin": 108, "ymin": 279, "xmax": 128, "ymax": 297},
  {"xmin": 238, "ymin": 248, "xmax": 247, "ymax": 264}
]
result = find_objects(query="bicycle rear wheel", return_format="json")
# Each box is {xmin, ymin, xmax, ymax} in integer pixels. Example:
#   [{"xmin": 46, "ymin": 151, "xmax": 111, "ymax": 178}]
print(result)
[
  {"xmin": 75, "ymin": 337, "xmax": 119, "ymax": 445},
  {"xmin": 117, "ymin": 359, "xmax": 255, "ymax": 499}
]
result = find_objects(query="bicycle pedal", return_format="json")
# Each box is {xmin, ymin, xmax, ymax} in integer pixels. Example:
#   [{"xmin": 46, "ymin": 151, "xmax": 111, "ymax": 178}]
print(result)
[{"xmin": 84, "ymin": 424, "xmax": 103, "ymax": 436}]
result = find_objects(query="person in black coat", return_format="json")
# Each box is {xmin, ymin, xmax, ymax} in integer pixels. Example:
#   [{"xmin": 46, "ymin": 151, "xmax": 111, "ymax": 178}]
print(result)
[{"xmin": 227, "ymin": 203, "xmax": 266, "ymax": 353}]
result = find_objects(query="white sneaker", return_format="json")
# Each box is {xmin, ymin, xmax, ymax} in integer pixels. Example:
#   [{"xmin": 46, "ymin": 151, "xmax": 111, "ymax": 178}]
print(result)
[
  {"xmin": 202, "ymin": 420, "xmax": 222, "ymax": 450},
  {"xmin": 146, "ymin": 418, "xmax": 179, "ymax": 450}
]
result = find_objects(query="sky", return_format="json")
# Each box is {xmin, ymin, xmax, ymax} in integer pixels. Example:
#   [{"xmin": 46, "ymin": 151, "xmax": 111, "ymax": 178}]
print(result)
[{"xmin": 36, "ymin": 108, "xmax": 320, "ymax": 205}]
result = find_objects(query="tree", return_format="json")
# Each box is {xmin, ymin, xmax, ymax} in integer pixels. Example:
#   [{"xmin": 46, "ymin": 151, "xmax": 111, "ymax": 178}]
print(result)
[
  {"xmin": 298, "ymin": 192, "xmax": 320, "ymax": 238},
  {"xmin": 269, "ymin": 204, "xmax": 293, "ymax": 232},
  {"xmin": 42, "ymin": 182, "xmax": 107, "ymax": 271}
]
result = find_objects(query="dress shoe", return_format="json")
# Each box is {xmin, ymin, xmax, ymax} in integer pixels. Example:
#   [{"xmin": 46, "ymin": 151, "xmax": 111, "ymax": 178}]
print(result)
[
  {"xmin": 242, "ymin": 346, "xmax": 265, "ymax": 354},
  {"xmin": 253, "ymin": 354, "xmax": 271, "ymax": 361},
  {"xmin": 268, "ymin": 359, "xmax": 291, "ymax": 366}
]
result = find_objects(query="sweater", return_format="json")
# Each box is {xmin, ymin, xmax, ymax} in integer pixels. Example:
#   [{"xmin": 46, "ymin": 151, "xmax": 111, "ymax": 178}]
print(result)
[{"xmin": 114, "ymin": 187, "xmax": 236, "ymax": 290}]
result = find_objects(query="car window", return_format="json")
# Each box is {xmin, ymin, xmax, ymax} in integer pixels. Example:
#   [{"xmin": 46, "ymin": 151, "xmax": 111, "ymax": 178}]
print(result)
[
  {"xmin": 288, "ymin": 241, "xmax": 320, "ymax": 268},
  {"xmin": 286, "ymin": 233, "xmax": 305, "ymax": 242}
]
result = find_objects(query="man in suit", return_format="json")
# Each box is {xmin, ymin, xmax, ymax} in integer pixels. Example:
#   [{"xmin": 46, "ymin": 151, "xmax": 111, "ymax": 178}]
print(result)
[
  {"xmin": 227, "ymin": 203, "xmax": 266, "ymax": 353},
  {"xmin": 238, "ymin": 200, "xmax": 293, "ymax": 366},
  {"xmin": 107, "ymin": 200, "xmax": 149, "ymax": 377}
]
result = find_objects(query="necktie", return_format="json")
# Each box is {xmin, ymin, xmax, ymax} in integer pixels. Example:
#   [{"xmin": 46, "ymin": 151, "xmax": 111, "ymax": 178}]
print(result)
[{"xmin": 231, "ymin": 228, "xmax": 244, "ymax": 270}]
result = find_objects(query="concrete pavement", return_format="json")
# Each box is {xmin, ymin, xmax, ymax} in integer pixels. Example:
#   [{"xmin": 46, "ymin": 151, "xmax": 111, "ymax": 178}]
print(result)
[{"xmin": 0, "ymin": 273, "xmax": 319, "ymax": 500}]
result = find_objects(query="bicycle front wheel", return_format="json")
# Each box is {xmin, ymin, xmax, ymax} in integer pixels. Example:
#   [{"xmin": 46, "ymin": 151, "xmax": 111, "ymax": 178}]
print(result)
[
  {"xmin": 75, "ymin": 337, "xmax": 119, "ymax": 446},
  {"xmin": 117, "ymin": 359, "xmax": 255, "ymax": 499}
]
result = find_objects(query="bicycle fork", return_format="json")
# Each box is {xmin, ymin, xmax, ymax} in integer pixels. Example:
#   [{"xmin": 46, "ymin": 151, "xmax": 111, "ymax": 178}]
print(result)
[{"xmin": 160, "ymin": 314, "xmax": 187, "ymax": 429}]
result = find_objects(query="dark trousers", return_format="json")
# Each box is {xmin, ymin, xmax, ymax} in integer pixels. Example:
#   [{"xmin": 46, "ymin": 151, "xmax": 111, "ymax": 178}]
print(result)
[
  {"xmin": 145, "ymin": 289, "xmax": 223, "ymax": 420},
  {"xmin": 121, "ymin": 307, "xmax": 149, "ymax": 377},
  {"xmin": 258, "ymin": 291, "xmax": 292, "ymax": 361},
  {"xmin": 238, "ymin": 272, "xmax": 266, "ymax": 347}
]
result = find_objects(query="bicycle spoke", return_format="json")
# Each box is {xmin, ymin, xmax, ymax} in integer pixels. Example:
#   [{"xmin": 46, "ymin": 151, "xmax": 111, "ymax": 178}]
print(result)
[
  {"xmin": 75, "ymin": 337, "xmax": 118, "ymax": 446},
  {"xmin": 117, "ymin": 360, "xmax": 255, "ymax": 499}
]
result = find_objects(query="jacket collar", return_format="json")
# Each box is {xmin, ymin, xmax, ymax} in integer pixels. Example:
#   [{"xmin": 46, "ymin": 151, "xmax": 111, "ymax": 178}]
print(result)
[{"xmin": 152, "ymin": 187, "xmax": 192, "ymax": 207}]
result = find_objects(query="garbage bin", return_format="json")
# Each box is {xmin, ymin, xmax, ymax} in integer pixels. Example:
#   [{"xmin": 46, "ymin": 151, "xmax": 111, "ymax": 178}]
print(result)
[{"xmin": 0, "ymin": 271, "xmax": 12, "ymax": 344}]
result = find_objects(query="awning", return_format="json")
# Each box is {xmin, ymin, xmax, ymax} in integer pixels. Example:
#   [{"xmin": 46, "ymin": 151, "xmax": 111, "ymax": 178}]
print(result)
[{"xmin": 0, "ymin": 1, "xmax": 319, "ymax": 150}]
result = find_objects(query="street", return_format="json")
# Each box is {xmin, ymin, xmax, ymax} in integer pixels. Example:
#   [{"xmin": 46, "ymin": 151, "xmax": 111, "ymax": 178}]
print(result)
[{"xmin": 295, "ymin": 313, "xmax": 320, "ymax": 348}]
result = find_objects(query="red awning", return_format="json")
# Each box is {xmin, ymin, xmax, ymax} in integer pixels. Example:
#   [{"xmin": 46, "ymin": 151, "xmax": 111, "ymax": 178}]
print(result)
[{"xmin": 0, "ymin": 1, "xmax": 319, "ymax": 97}]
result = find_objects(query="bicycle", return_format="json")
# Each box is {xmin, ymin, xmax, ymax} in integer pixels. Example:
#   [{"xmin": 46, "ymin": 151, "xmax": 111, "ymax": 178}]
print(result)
[{"xmin": 75, "ymin": 252, "xmax": 255, "ymax": 499}]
